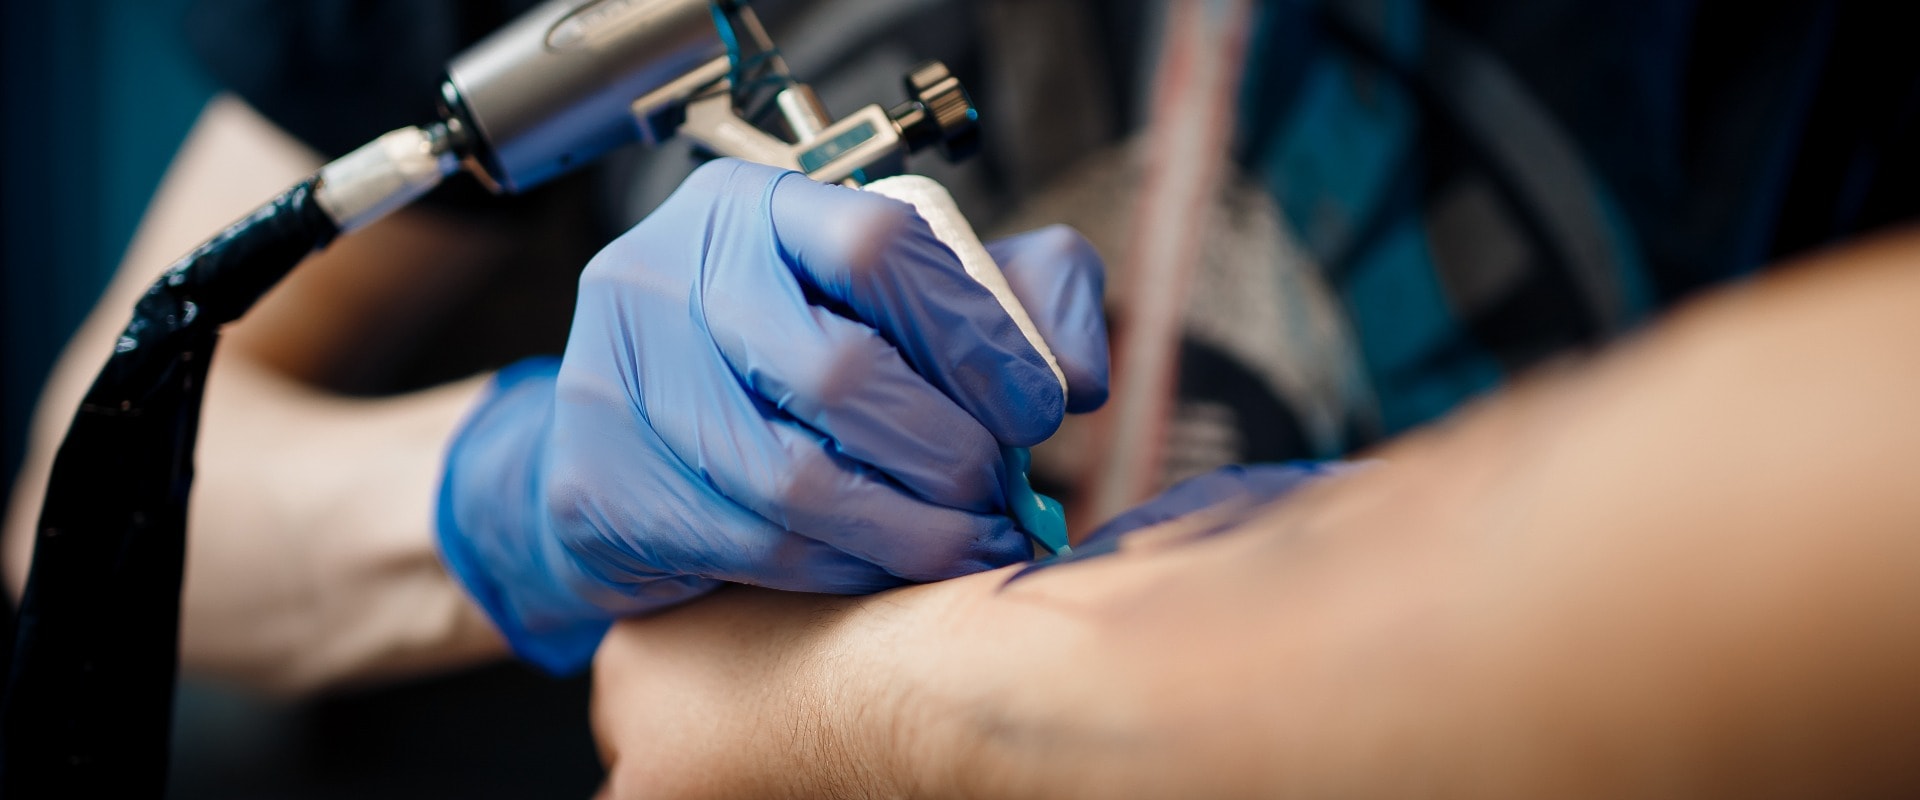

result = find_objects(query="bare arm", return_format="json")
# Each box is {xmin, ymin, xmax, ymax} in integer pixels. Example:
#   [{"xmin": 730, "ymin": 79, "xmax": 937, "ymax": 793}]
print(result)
[
  {"xmin": 4, "ymin": 96, "xmax": 507, "ymax": 695},
  {"xmin": 591, "ymin": 229, "xmax": 1920, "ymax": 798}
]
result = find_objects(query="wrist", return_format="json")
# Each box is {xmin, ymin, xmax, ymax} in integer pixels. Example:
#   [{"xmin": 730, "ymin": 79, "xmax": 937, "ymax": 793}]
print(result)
[
  {"xmin": 437, "ymin": 357, "xmax": 610, "ymax": 674},
  {"xmin": 877, "ymin": 540, "xmax": 1251, "ymax": 799},
  {"xmin": 836, "ymin": 571, "xmax": 1103, "ymax": 799},
  {"xmin": 814, "ymin": 585, "xmax": 952, "ymax": 797}
]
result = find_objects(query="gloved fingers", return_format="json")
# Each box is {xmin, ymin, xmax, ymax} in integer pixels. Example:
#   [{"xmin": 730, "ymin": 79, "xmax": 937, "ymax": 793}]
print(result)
[
  {"xmin": 764, "ymin": 169, "xmax": 1065, "ymax": 446},
  {"xmin": 1081, "ymin": 462, "xmax": 1352, "ymax": 546},
  {"xmin": 633, "ymin": 482, "xmax": 1002, "ymax": 591},
  {"xmin": 695, "ymin": 528, "xmax": 915, "ymax": 595},
  {"xmin": 643, "ymin": 510, "xmax": 917, "ymax": 596},
  {"xmin": 987, "ymin": 226, "xmax": 1112, "ymax": 414},
  {"xmin": 563, "ymin": 260, "xmax": 1029, "ymax": 582},
  {"xmin": 701, "ymin": 409, "xmax": 1029, "ymax": 581},
  {"xmin": 542, "ymin": 465, "xmax": 911, "ymax": 599},
  {"xmin": 705, "ymin": 280, "xmax": 1005, "ymax": 512}
]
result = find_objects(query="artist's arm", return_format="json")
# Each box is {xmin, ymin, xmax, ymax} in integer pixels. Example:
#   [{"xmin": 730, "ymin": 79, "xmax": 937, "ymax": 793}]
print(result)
[
  {"xmin": 4, "ymin": 95, "xmax": 509, "ymax": 694},
  {"xmin": 6, "ymin": 94, "xmax": 1111, "ymax": 693},
  {"xmin": 591, "ymin": 229, "xmax": 1920, "ymax": 798}
]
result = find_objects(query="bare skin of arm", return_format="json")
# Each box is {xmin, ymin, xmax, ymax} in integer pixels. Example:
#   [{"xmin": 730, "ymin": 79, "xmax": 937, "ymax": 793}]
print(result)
[
  {"xmin": 4, "ymin": 96, "xmax": 509, "ymax": 695},
  {"xmin": 591, "ymin": 229, "xmax": 1920, "ymax": 798}
]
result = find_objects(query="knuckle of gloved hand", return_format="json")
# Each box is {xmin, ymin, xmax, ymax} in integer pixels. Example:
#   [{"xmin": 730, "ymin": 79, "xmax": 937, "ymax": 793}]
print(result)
[
  {"xmin": 541, "ymin": 465, "xmax": 602, "ymax": 551},
  {"xmin": 794, "ymin": 330, "xmax": 886, "ymax": 411},
  {"xmin": 980, "ymin": 367, "xmax": 1065, "ymax": 447},
  {"xmin": 579, "ymin": 223, "xmax": 673, "ymax": 294},
  {"xmin": 585, "ymin": 159, "xmax": 769, "ymax": 287},
  {"xmin": 943, "ymin": 430, "xmax": 1005, "ymax": 507},
  {"xmin": 830, "ymin": 193, "xmax": 923, "ymax": 288},
  {"xmin": 1026, "ymin": 225, "xmax": 1105, "ymax": 282},
  {"xmin": 765, "ymin": 442, "xmax": 841, "ymax": 527},
  {"xmin": 889, "ymin": 518, "xmax": 1024, "ymax": 581},
  {"xmin": 785, "ymin": 336, "xmax": 1007, "ymax": 511},
  {"xmin": 840, "ymin": 498, "xmax": 1015, "ymax": 580},
  {"xmin": 683, "ymin": 156, "xmax": 754, "ymax": 198},
  {"xmin": 540, "ymin": 461, "xmax": 666, "ymax": 576}
]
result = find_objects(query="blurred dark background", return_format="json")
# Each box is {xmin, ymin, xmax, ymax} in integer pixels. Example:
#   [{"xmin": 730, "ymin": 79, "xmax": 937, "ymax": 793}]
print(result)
[{"xmin": 2, "ymin": 0, "xmax": 214, "ymax": 506}]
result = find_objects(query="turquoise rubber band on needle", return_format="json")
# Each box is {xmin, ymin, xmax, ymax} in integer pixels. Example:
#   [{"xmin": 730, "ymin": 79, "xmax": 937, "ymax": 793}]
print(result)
[{"xmin": 1003, "ymin": 446, "xmax": 1071, "ymax": 557}]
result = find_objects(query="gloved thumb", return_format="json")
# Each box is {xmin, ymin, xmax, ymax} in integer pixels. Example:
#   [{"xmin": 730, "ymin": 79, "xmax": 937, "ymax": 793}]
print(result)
[{"xmin": 988, "ymin": 226, "xmax": 1111, "ymax": 414}]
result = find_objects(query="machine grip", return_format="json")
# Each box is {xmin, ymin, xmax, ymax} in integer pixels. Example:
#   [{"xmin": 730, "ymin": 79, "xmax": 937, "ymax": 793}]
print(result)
[{"xmin": 860, "ymin": 175, "xmax": 1073, "ymax": 557}]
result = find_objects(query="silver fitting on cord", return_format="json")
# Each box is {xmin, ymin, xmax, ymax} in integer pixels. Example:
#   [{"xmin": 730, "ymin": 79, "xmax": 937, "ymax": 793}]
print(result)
[{"xmin": 315, "ymin": 124, "xmax": 462, "ymax": 234}]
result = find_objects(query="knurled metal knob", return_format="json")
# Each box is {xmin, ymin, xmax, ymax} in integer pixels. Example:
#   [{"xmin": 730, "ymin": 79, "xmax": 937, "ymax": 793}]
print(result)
[{"xmin": 891, "ymin": 61, "xmax": 981, "ymax": 162}]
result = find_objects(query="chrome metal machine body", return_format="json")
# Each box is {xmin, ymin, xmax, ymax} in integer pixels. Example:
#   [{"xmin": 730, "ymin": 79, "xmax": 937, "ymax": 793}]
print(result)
[{"xmin": 441, "ymin": 0, "xmax": 979, "ymax": 193}]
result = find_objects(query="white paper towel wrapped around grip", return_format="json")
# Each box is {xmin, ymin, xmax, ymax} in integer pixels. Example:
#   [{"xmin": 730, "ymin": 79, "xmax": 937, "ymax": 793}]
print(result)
[{"xmin": 862, "ymin": 175, "xmax": 1069, "ymax": 398}]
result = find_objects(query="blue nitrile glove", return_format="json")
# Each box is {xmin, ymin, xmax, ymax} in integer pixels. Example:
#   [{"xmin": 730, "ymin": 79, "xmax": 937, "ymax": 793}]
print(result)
[{"xmin": 438, "ymin": 158, "xmax": 1110, "ymax": 674}]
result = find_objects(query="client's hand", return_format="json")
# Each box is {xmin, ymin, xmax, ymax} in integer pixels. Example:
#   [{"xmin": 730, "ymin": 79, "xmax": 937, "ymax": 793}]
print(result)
[{"xmin": 437, "ymin": 158, "xmax": 1109, "ymax": 673}]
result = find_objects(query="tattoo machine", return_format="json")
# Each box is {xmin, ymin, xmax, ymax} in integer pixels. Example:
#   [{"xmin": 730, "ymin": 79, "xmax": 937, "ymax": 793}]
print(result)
[{"xmin": 5, "ymin": 1, "xmax": 1065, "ymax": 793}]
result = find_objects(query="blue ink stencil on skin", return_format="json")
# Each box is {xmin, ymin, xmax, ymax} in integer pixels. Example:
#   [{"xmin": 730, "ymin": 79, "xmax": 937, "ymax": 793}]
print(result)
[
  {"xmin": 1004, "ymin": 446, "xmax": 1071, "ymax": 557},
  {"xmin": 1003, "ymin": 461, "xmax": 1360, "ymax": 586}
]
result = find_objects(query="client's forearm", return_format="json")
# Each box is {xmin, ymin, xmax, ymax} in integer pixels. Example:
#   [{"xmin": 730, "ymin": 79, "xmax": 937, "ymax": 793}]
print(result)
[
  {"xmin": 594, "ymin": 228, "xmax": 1920, "ymax": 798},
  {"xmin": 925, "ymin": 229, "xmax": 1920, "ymax": 797}
]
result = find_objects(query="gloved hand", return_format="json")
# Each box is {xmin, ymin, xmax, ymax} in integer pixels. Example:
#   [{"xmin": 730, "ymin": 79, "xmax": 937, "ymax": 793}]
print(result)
[{"xmin": 437, "ymin": 158, "xmax": 1110, "ymax": 673}]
